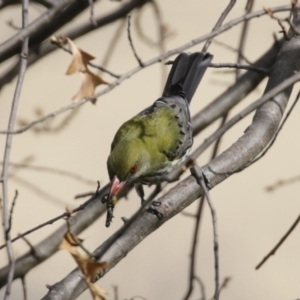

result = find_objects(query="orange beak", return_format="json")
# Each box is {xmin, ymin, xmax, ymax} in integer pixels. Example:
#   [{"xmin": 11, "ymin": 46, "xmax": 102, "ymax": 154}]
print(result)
[{"xmin": 109, "ymin": 176, "xmax": 126, "ymax": 199}]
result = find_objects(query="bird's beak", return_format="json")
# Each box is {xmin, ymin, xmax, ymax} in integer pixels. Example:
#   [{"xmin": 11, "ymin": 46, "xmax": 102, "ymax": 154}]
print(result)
[{"xmin": 109, "ymin": 176, "xmax": 126, "ymax": 199}]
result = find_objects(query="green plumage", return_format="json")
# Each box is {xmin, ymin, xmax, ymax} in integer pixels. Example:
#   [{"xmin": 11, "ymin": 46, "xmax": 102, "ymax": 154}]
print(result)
[
  {"xmin": 107, "ymin": 52, "xmax": 213, "ymax": 199},
  {"xmin": 108, "ymin": 106, "xmax": 180, "ymax": 182}
]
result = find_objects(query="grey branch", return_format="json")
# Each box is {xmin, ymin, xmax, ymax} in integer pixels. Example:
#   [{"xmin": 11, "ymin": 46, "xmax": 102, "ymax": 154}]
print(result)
[{"xmin": 1, "ymin": 0, "xmax": 29, "ymax": 298}]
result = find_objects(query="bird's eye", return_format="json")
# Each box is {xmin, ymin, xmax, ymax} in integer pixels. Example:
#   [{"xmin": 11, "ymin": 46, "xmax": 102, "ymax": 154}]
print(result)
[{"xmin": 130, "ymin": 164, "xmax": 137, "ymax": 174}]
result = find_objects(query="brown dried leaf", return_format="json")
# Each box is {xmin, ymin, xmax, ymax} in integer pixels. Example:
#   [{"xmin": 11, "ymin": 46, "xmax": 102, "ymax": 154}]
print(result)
[
  {"xmin": 66, "ymin": 37, "xmax": 95, "ymax": 74},
  {"xmin": 59, "ymin": 232, "xmax": 108, "ymax": 300},
  {"xmin": 72, "ymin": 70, "xmax": 108, "ymax": 102},
  {"xmin": 59, "ymin": 231, "xmax": 79, "ymax": 255}
]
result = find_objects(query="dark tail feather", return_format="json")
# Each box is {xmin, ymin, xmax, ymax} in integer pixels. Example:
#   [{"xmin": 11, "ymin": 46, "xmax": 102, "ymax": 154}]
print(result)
[{"xmin": 162, "ymin": 52, "xmax": 213, "ymax": 104}]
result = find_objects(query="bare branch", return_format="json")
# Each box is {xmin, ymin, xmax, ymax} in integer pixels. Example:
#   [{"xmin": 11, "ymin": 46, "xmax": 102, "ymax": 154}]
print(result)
[
  {"xmin": 210, "ymin": 62, "xmax": 269, "ymax": 74},
  {"xmin": 21, "ymin": 277, "xmax": 27, "ymax": 300},
  {"xmin": 7, "ymin": 190, "xmax": 18, "ymax": 238},
  {"xmin": 202, "ymin": 0, "xmax": 236, "ymax": 53},
  {"xmin": 127, "ymin": 14, "xmax": 144, "ymax": 67},
  {"xmin": 265, "ymin": 174, "xmax": 300, "ymax": 192},
  {"xmin": 182, "ymin": 196, "xmax": 205, "ymax": 300},
  {"xmin": 255, "ymin": 213, "xmax": 300, "ymax": 270},
  {"xmin": 236, "ymin": 0, "xmax": 254, "ymax": 78},
  {"xmin": 1, "ymin": 0, "xmax": 29, "ymax": 297},
  {"xmin": 190, "ymin": 167, "xmax": 219, "ymax": 300}
]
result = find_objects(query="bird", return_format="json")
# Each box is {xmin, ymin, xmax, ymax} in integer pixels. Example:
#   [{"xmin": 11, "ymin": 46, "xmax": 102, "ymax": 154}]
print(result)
[{"xmin": 106, "ymin": 51, "xmax": 213, "ymax": 218}]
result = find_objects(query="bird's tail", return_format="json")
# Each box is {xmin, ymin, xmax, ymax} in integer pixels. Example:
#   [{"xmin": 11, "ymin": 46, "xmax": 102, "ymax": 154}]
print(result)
[{"xmin": 162, "ymin": 52, "xmax": 213, "ymax": 104}]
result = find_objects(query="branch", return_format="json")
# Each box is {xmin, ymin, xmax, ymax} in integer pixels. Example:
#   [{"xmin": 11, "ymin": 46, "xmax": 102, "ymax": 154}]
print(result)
[
  {"xmin": 209, "ymin": 62, "xmax": 269, "ymax": 74},
  {"xmin": 236, "ymin": 0, "xmax": 254, "ymax": 78},
  {"xmin": 127, "ymin": 14, "xmax": 144, "ymax": 67},
  {"xmin": 1, "ymin": 0, "xmax": 29, "ymax": 297},
  {"xmin": 255, "ymin": 213, "xmax": 300, "ymax": 270},
  {"xmin": 202, "ymin": 0, "xmax": 236, "ymax": 53}
]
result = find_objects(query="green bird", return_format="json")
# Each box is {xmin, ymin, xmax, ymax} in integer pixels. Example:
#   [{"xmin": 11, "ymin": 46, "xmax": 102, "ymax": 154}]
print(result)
[{"xmin": 107, "ymin": 52, "xmax": 213, "ymax": 211}]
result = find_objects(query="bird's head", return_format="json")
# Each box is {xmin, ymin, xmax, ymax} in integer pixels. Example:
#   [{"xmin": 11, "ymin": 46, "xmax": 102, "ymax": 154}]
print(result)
[{"xmin": 107, "ymin": 138, "xmax": 150, "ymax": 199}]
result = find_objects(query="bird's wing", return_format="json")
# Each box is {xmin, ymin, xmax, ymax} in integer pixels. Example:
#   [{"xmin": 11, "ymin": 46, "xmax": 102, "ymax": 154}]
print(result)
[{"xmin": 138, "ymin": 96, "xmax": 192, "ymax": 161}]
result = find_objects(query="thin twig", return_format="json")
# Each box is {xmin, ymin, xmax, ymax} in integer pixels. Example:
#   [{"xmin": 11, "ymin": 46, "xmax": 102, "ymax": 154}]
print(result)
[
  {"xmin": 264, "ymin": 7, "xmax": 291, "ymax": 40},
  {"xmin": 19, "ymin": 235, "xmax": 36, "ymax": 254},
  {"xmin": 265, "ymin": 174, "xmax": 300, "ymax": 192},
  {"xmin": 53, "ymin": 41, "xmax": 121, "ymax": 78},
  {"xmin": 236, "ymin": 0, "xmax": 254, "ymax": 78},
  {"xmin": 182, "ymin": 197, "xmax": 205, "ymax": 300},
  {"xmin": 1, "ymin": 0, "xmax": 29, "ymax": 297},
  {"xmin": 21, "ymin": 277, "xmax": 27, "ymax": 300},
  {"xmin": 202, "ymin": 0, "xmax": 237, "ymax": 53},
  {"xmin": 210, "ymin": 62, "xmax": 269, "ymax": 74},
  {"xmin": 65, "ymin": 217, "xmax": 94, "ymax": 257},
  {"xmin": 255, "ymin": 213, "xmax": 300, "ymax": 270},
  {"xmin": 190, "ymin": 167, "xmax": 219, "ymax": 300},
  {"xmin": 7, "ymin": 191, "xmax": 18, "ymax": 238},
  {"xmin": 74, "ymin": 191, "xmax": 95, "ymax": 199},
  {"xmin": 213, "ymin": 39, "xmax": 253, "ymax": 65},
  {"xmin": 147, "ymin": 0, "xmax": 168, "ymax": 87},
  {"xmin": 127, "ymin": 14, "xmax": 144, "ymax": 67},
  {"xmin": 183, "ymin": 128, "xmax": 224, "ymax": 300},
  {"xmin": 218, "ymin": 276, "xmax": 231, "ymax": 297}
]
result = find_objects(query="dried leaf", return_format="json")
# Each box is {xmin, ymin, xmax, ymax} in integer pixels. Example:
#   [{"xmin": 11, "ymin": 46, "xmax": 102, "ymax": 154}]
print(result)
[
  {"xmin": 59, "ymin": 232, "xmax": 108, "ymax": 300},
  {"xmin": 59, "ymin": 231, "xmax": 79, "ymax": 255},
  {"xmin": 66, "ymin": 37, "xmax": 95, "ymax": 74},
  {"xmin": 72, "ymin": 70, "xmax": 108, "ymax": 102}
]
